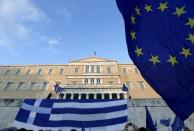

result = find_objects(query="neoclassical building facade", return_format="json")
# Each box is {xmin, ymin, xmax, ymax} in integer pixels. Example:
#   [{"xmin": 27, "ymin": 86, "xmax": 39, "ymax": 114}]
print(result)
[{"xmin": 0, "ymin": 57, "xmax": 160, "ymax": 99}]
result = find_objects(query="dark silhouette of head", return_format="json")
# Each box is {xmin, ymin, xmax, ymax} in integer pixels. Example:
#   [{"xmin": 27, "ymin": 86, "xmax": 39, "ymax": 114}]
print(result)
[
  {"xmin": 70, "ymin": 129, "xmax": 77, "ymax": 131},
  {"xmin": 17, "ymin": 128, "xmax": 27, "ymax": 131},
  {"xmin": 138, "ymin": 127, "xmax": 149, "ymax": 131}
]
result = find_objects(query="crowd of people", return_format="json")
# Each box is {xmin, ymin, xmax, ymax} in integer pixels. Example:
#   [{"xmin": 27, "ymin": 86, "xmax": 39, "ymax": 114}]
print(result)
[
  {"xmin": 0, "ymin": 124, "xmax": 150, "ymax": 131},
  {"xmin": 1, "ymin": 122, "xmax": 191, "ymax": 131},
  {"xmin": 123, "ymin": 122, "xmax": 191, "ymax": 131},
  {"xmin": 124, "ymin": 122, "xmax": 149, "ymax": 131}
]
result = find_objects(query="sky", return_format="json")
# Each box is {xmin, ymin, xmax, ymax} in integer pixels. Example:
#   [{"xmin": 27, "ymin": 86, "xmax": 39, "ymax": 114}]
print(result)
[{"xmin": 0, "ymin": 0, "xmax": 132, "ymax": 64}]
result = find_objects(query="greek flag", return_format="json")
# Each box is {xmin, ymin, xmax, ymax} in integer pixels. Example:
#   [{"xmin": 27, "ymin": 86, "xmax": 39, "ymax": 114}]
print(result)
[
  {"xmin": 122, "ymin": 84, "xmax": 128, "ymax": 92},
  {"xmin": 12, "ymin": 99, "xmax": 128, "ymax": 131},
  {"xmin": 54, "ymin": 85, "xmax": 65, "ymax": 94}
]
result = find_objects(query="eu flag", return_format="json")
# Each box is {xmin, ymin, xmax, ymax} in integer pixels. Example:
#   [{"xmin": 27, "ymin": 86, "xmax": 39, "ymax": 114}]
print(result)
[{"xmin": 116, "ymin": 0, "xmax": 194, "ymax": 120}]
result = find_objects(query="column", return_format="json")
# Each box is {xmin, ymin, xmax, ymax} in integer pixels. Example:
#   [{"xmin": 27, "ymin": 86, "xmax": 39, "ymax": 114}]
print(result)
[
  {"xmin": 70, "ymin": 93, "xmax": 74, "ymax": 99},
  {"xmin": 117, "ymin": 93, "xmax": 120, "ymax": 99},
  {"xmin": 94, "ymin": 94, "xmax": 97, "ymax": 99},
  {"xmin": 109, "ymin": 94, "xmax": 112, "ymax": 99},
  {"xmin": 94, "ymin": 65, "xmax": 97, "ymax": 73},
  {"xmin": 78, "ymin": 94, "xmax": 81, "ymax": 99},
  {"xmin": 89, "ymin": 65, "xmax": 91, "ymax": 73},
  {"xmin": 124, "ymin": 93, "xmax": 127, "ymax": 99},
  {"xmin": 102, "ymin": 93, "xmax": 105, "ymax": 99},
  {"xmin": 86, "ymin": 93, "xmax": 89, "ymax": 99},
  {"xmin": 63, "ymin": 94, "xmax": 66, "ymax": 99}
]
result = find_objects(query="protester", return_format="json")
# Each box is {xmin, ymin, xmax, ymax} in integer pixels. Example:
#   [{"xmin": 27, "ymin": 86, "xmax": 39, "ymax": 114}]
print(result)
[
  {"xmin": 184, "ymin": 126, "xmax": 191, "ymax": 131},
  {"xmin": 46, "ymin": 92, "xmax": 52, "ymax": 99},
  {"xmin": 124, "ymin": 122, "xmax": 138, "ymax": 131}
]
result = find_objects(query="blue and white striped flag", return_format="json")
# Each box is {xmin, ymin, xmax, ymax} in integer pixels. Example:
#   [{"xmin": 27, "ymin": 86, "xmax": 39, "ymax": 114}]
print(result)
[
  {"xmin": 12, "ymin": 99, "xmax": 128, "ymax": 131},
  {"xmin": 122, "ymin": 84, "xmax": 128, "ymax": 92},
  {"xmin": 54, "ymin": 85, "xmax": 65, "ymax": 94}
]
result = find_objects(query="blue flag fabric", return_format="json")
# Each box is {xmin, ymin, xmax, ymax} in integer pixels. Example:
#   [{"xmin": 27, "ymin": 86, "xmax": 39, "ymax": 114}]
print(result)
[
  {"xmin": 160, "ymin": 119, "xmax": 171, "ymax": 127},
  {"xmin": 171, "ymin": 116, "xmax": 184, "ymax": 131},
  {"xmin": 116, "ymin": 0, "xmax": 194, "ymax": 120},
  {"xmin": 122, "ymin": 84, "xmax": 128, "ymax": 92},
  {"xmin": 54, "ymin": 84, "xmax": 65, "ymax": 94},
  {"xmin": 146, "ymin": 107, "xmax": 157, "ymax": 131},
  {"xmin": 12, "ymin": 99, "xmax": 128, "ymax": 131},
  {"xmin": 82, "ymin": 121, "xmax": 86, "ymax": 131}
]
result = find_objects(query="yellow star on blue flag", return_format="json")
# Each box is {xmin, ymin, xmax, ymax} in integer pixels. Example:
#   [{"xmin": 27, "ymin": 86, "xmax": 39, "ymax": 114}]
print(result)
[{"xmin": 116, "ymin": 0, "xmax": 194, "ymax": 121}]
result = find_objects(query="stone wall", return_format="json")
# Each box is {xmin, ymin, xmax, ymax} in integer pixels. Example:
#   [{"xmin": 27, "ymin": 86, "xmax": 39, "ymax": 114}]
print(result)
[
  {"xmin": 0, "ymin": 57, "xmax": 161, "ymax": 99},
  {"xmin": 0, "ymin": 99, "xmax": 193, "ymax": 130}
]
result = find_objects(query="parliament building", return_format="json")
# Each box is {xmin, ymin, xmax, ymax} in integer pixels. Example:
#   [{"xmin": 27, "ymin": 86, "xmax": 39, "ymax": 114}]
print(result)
[{"xmin": 0, "ymin": 56, "xmax": 160, "ymax": 99}]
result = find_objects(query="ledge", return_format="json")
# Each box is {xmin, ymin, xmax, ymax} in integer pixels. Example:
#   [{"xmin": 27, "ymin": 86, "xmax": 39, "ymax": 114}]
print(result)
[{"xmin": 0, "ymin": 98, "xmax": 167, "ymax": 107}]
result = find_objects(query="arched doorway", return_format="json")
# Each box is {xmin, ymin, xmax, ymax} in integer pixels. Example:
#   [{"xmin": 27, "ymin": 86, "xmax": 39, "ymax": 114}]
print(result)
[
  {"xmin": 73, "ymin": 93, "xmax": 79, "ymax": 99},
  {"xmin": 81, "ymin": 93, "xmax": 86, "ymax": 99},
  {"xmin": 89, "ymin": 93, "xmax": 94, "ymax": 99},
  {"xmin": 120, "ymin": 93, "xmax": 124, "ymax": 99},
  {"xmin": 96, "ymin": 93, "xmax": 102, "ymax": 99},
  {"xmin": 66, "ymin": 93, "xmax": 72, "ymax": 99},
  {"xmin": 104, "ymin": 93, "xmax": 110, "ymax": 99},
  {"xmin": 112, "ymin": 93, "xmax": 117, "ymax": 99},
  {"xmin": 59, "ymin": 93, "xmax": 64, "ymax": 99}
]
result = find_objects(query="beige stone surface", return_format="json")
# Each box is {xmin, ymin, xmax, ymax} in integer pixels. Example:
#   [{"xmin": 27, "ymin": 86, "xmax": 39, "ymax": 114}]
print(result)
[{"xmin": 0, "ymin": 56, "xmax": 160, "ymax": 99}]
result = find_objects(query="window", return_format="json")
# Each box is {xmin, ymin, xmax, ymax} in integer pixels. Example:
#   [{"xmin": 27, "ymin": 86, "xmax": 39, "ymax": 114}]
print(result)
[
  {"xmin": 96, "ymin": 78, "xmax": 101, "ymax": 84},
  {"xmin": 96, "ymin": 65, "xmax": 100, "ymax": 73},
  {"xmin": 48, "ymin": 69, "xmax": 53, "ymax": 75},
  {"xmin": 26, "ymin": 69, "xmax": 31, "ymax": 75},
  {"xmin": 126, "ymin": 81, "xmax": 132, "ymax": 89},
  {"xmin": 91, "ymin": 65, "xmax": 94, "ymax": 73},
  {"xmin": 85, "ymin": 65, "xmax": 89, "ymax": 73},
  {"xmin": 123, "ymin": 68, "xmax": 127, "ymax": 73},
  {"xmin": 29, "ymin": 82, "xmax": 36, "ymax": 90},
  {"xmin": 134, "ymin": 68, "xmax": 139, "ymax": 74},
  {"xmin": 4, "ymin": 82, "xmax": 13, "ymax": 90},
  {"xmin": 60, "ymin": 68, "xmax": 64, "ymax": 74},
  {"xmin": 107, "ymin": 67, "xmax": 111, "ymax": 73},
  {"xmin": 75, "ymin": 68, "xmax": 79, "ymax": 73},
  {"xmin": 138, "ymin": 81, "xmax": 145, "ymax": 89},
  {"xmin": 16, "ymin": 82, "xmax": 25, "ymax": 90},
  {"xmin": 90, "ymin": 78, "xmax": 94, "ymax": 84},
  {"xmin": 42, "ymin": 82, "xmax": 48, "ymax": 90},
  {"xmin": 84, "ymin": 78, "xmax": 89, "ymax": 84},
  {"xmin": 37, "ymin": 69, "xmax": 42, "ymax": 75},
  {"xmin": 72, "ymin": 81, "xmax": 77, "ymax": 85},
  {"xmin": 4, "ymin": 70, "xmax": 10, "ymax": 75},
  {"xmin": 15, "ymin": 69, "xmax": 20, "ymax": 75},
  {"xmin": 108, "ymin": 81, "xmax": 114, "ymax": 85}
]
